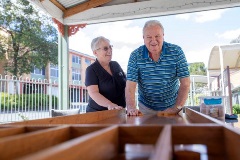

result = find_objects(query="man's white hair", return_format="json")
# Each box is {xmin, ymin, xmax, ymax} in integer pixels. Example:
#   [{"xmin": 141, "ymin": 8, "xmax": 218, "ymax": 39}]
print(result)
[{"xmin": 143, "ymin": 20, "xmax": 164, "ymax": 34}]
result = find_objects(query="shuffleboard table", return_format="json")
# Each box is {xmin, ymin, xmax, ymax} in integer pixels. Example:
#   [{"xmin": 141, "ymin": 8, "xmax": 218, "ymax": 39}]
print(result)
[{"xmin": 0, "ymin": 108, "xmax": 239, "ymax": 160}]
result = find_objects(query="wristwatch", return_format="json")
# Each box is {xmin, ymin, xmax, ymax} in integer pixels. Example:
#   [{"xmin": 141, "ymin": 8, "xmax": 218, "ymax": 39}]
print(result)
[{"xmin": 176, "ymin": 106, "xmax": 183, "ymax": 110}]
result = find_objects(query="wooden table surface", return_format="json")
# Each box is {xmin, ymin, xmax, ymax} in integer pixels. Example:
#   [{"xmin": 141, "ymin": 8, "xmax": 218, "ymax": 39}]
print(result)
[
  {"xmin": 93, "ymin": 110, "xmax": 240, "ymax": 130},
  {"xmin": 1, "ymin": 108, "xmax": 240, "ymax": 160},
  {"xmin": 7, "ymin": 108, "xmax": 218, "ymax": 126},
  {"xmin": 92, "ymin": 112, "xmax": 190, "ymax": 125}
]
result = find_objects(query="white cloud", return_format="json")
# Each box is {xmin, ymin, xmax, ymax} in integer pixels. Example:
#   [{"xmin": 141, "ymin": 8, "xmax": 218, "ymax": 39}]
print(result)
[
  {"xmin": 185, "ymin": 48, "xmax": 212, "ymax": 67},
  {"xmin": 175, "ymin": 9, "xmax": 227, "ymax": 23},
  {"xmin": 69, "ymin": 30, "xmax": 93, "ymax": 55},
  {"xmin": 69, "ymin": 25, "xmax": 135, "ymax": 72},
  {"xmin": 215, "ymin": 28, "xmax": 240, "ymax": 40},
  {"xmin": 69, "ymin": 20, "xmax": 143, "ymax": 57},
  {"xmin": 112, "ymin": 46, "xmax": 132, "ymax": 72},
  {"xmin": 96, "ymin": 21, "xmax": 143, "ymax": 44},
  {"xmin": 68, "ymin": 7, "xmax": 236, "ymax": 70},
  {"xmin": 194, "ymin": 9, "xmax": 227, "ymax": 23},
  {"xmin": 175, "ymin": 14, "xmax": 191, "ymax": 20}
]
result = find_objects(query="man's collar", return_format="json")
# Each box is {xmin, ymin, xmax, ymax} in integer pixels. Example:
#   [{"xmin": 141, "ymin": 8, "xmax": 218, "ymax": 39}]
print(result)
[
  {"xmin": 143, "ymin": 42, "xmax": 166, "ymax": 59},
  {"xmin": 143, "ymin": 45, "xmax": 149, "ymax": 59}
]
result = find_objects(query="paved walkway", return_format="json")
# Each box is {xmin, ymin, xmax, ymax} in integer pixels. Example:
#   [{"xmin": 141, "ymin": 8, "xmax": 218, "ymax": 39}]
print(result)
[{"xmin": 0, "ymin": 111, "xmax": 51, "ymax": 124}]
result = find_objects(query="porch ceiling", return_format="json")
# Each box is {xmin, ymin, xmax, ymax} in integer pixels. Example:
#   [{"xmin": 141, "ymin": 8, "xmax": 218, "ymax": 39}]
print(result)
[
  {"xmin": 30, "ymin": 0, "xmax": 240, "ymax": 25},
  {"xmin": 208, "ymin": 43, "xmax": 240, "ymax": 77}
]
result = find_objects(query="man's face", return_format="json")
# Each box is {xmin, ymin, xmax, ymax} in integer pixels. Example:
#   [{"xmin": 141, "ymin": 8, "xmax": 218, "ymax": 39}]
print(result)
[{"xmin": 143, "ymin": 25, "xmax": 164, "ymax": 54}]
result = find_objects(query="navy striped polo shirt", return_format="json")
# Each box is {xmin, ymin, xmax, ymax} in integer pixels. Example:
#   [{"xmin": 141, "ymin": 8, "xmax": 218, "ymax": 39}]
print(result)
[{"xmin": 127, "ymin": 41, "xmax": 189, "ymax": 111}]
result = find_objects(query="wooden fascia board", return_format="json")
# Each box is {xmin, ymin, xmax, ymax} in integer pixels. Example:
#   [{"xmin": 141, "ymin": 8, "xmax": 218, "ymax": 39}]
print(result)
[{"xmin": 64, "ymin": 0, "xmax": 112, "ymax": 18}]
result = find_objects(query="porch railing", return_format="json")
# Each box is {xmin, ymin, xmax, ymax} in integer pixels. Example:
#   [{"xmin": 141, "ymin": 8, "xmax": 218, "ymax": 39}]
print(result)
[
  {"xmin": 0, "ymin": 74, "xmax": 88, "ymax": 123},
  {"xmin": 1, "ymin": 74, "xmax": 216, "ymax": 123}
]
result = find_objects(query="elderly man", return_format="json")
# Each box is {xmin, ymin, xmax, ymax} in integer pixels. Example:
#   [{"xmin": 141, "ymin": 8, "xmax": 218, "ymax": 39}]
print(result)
[{"xmin": 125, "ymin": 20, "xmax": 190, "ymax": 116}]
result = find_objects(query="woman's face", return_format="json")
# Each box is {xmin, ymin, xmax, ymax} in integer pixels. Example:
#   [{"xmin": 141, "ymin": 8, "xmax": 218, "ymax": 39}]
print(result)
[{"xmin": 94, "ymin": 40, "xmax": 112, "ymax": 63}]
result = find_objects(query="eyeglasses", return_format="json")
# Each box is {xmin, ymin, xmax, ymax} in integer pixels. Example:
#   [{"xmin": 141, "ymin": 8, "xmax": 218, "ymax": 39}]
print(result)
[{"xmin": 96, "ymin": 45, "xmax": 113, "ymax": 52}]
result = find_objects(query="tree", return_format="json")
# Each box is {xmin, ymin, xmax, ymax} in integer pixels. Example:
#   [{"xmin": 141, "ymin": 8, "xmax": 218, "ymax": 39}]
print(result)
[
  {"xmin": 189, "ymin": 62, "xmax": 206, "ymax": 76},
  {"xmin": 0, "ymin": 0, "xmax": 58, "ymax": 76},
  {"xmin": 188, "ymin": 62, "xmax": 208, "ymax": 104},
  {"xmin": 230, "ymin": 35, "xmax": 240, "ymax": 43},
  {"xmin": 0, "ymin": 33, "xmax": 8, "ymax": 60}
]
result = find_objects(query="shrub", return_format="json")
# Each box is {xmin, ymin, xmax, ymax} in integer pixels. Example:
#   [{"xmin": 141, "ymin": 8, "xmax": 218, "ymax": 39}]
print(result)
[
  {"xmin": 233, "ymin": 104, "xmax": 240, "ymax": 114},
  {"xmin": 0, "ymin": 93, "xmax": 58, "ymax": 111}
]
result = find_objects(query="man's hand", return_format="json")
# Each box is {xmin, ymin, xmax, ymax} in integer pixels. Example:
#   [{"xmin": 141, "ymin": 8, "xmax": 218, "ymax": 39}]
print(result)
[
  {"xmin": 157, "ymin": 107, "xmax": 182, "ymax": 116},
  {"xmin": 127, "ymin": 108, "xmax": 143, "ymax": 116}
]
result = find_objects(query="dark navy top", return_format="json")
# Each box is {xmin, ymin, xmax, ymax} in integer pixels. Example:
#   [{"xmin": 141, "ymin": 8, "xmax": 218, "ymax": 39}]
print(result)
[{"xmin": 85, "ymin": 60, "xmax": 126, "ymax": 112}]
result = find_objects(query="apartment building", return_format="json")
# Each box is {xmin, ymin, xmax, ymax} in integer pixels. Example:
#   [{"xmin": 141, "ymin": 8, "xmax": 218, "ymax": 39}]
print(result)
[
  {"xmin": 30, "ymin": 49, "xmax": 95, "ymax": 102},
  {"xmin": 29, "ymin": 49, "xmax": 95, "ymax": 83},
  {"xmin": 0, "ymin": 49, "xmax": 95, "ymax": 103}
]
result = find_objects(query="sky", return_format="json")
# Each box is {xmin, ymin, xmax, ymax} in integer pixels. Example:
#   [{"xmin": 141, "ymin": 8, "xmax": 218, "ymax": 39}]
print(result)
[{"xmin": 69, "ymin": 7, "xmax": 240, "ymax": 72}]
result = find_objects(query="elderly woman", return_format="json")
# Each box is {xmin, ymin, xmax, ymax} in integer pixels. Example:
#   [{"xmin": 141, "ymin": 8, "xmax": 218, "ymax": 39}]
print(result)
[{"xmin": 85, "ymin": 36, "xmax": 126, "ymax": 112}]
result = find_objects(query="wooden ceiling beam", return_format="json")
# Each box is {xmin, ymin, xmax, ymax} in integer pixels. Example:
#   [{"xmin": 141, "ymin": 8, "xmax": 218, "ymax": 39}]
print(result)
[
  {"xmin": 50, "ymin": 0, "xmax": 66, "ymax": 11},
  {"xmin": 64, "ymin": 0, "xmax": 112, "ymax": 18}
]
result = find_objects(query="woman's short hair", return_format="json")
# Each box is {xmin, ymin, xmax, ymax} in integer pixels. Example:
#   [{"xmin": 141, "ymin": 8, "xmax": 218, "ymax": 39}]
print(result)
[
  {"xmin": 143, "ymin": 20, "xmax": 164, "ymax": 34},
  {"xmin": 91, "ymin": 36, "xmax": 110, "ymax": 51}
]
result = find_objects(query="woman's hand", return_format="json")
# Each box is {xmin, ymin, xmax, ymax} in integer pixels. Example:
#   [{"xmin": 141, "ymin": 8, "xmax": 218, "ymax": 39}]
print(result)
[{"xmin": 107, "ymin": 103, "xmax": 123, "ymax": 110}]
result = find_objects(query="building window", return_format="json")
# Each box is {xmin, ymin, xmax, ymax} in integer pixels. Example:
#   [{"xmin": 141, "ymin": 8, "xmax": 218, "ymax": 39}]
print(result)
[
  {"xmin": 72, "ymin": 68, "xmax": 81, "ymax": 81},
  {"xmin": 50, "ymin": 65, "xmax": 58, "ymax": 77},
  {"xmin": 85, "ymin": 59, "xmax": 91, "ymax": 66},
  {"xmin": 72, "ymin": 55, "xmax": 81, "ymax": 64},
  {"xmin": 32, "ymin": 66, "xmax": 45, "ymax": 75}
]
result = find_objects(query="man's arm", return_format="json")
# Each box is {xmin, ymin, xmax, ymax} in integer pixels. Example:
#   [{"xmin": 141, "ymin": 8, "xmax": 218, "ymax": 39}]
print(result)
[
  {"xmin": 125, "ymin": 80, "xmax": 141, "ymax": 116},
  {"xmin": 157, "ymin": 77, "xmax": 190, "ymax": 116},
  {"xmin": 174, "ymin": 77, "xmax": 191, "ymax": 107}
]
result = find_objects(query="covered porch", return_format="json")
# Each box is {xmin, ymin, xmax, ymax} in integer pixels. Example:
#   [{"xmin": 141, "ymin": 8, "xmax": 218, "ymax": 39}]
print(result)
[
  {"xmin": 28, "ymin": 0, "xmax": 240, "ymax": 109},
  {"xmin": 207, "ymin": 43, "xmax": 240, "ymax": 113}
]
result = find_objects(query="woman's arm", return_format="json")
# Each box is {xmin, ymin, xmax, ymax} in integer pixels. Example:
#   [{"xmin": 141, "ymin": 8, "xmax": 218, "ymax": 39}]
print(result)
[{"xmin": 87, "ymin": 85, "xmax": 123, "ymax": 110}]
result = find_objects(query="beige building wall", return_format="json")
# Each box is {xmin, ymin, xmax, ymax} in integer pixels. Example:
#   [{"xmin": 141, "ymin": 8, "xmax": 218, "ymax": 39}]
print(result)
[
  {"xmin": 69, "ymin": 53, "xmax": 73, "ymax": 83},
  {"xmin": 69, "ymin": 50, "xmax": 95, "ymax": 84},
  {"xmin": 0, "ymin": 59, "xmax": 5, "ymax": 76},
  {"xmin": 81, "ymin": 57, "xmax": 86, "ymax": 84},
  {"xmin": 0, "ymin": 58, "xmax": 31, "ymax": 79},
  {"xmin": 81, "ymin": 56, "xmax": 96, "ymax": 85},
  {"xmin": 0, "ymin": 49, "xmax": 95, "ymax": 83}
]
